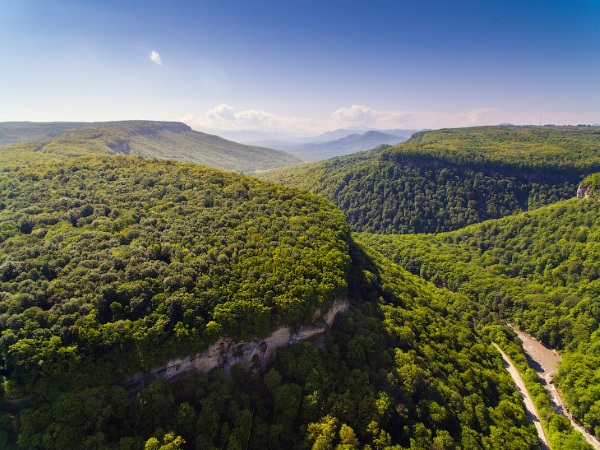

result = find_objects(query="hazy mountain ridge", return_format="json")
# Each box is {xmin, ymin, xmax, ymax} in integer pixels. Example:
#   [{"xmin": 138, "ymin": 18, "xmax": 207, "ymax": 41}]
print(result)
[
  {"xmin": 0, "ymin": 121, "xmax": 301, "ymax": 173},
  {"xmin": 248, "ymin": 129, "xmax": 416, "ymax": 162}
]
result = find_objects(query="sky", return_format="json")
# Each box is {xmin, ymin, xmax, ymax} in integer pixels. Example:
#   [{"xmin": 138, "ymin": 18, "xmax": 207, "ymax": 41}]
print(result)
[{"xmin": 1, "ymin": 0, "xmax": 599, "ymax": 137}]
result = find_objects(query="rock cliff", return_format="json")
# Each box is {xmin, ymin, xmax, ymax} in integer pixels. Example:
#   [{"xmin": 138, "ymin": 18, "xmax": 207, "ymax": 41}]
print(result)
[
  {"xmin": 577, "ymin": 184, "xmax": 594, "ymax": 199},
  {"xmin": 126, "ymin": 298, "xmax": 349, "ymax": 393}
]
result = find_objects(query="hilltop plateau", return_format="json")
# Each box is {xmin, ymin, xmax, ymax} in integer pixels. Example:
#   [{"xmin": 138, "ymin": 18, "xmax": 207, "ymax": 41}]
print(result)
[{"xmin": 0, "ymin": 121, "xmax": 300, "ymax": 173}]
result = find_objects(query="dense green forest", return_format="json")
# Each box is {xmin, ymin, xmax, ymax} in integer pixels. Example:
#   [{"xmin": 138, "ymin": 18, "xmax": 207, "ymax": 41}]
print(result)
[
  {"xmin": 0, "ymin": 153, "xmax": 350, "ymax": 387},
  {"xmin": 1, "ymin": 124, "xmax": 598, "ymax": 449},
  {"xmin": 262, "ymin": 126, "xmax": 600, "ymax": 234},
  {"xmin": 359, "ymin": 197, "xmax": 600, "ymax": 438},
  {"xmin": 0, "ymin": 121, "xmax": 300, "ymax": 173},
  {"xmin": 0, "ymin": 152, "xmax": 349, "ymax": 446},
  {"xmin": 0, "ymin": 148, "xmax": 546, "ymax": 449}
]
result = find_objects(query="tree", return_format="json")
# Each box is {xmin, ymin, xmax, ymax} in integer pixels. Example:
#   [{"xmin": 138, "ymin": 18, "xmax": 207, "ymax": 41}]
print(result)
[
  {"xmin": 337, "ymin": 424, "xmax": 359, "ymax": 449},
  {"xmin": 308, "ymin": 415, "xmax": 338, "ymax": 450},
  {"xmin": 144, "ymin": 432, "xmax": 185, "ymax": 450}
]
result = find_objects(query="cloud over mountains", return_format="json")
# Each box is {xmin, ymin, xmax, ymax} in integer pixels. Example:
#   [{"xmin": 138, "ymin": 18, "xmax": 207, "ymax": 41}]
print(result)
[{"xmin": 181, "ymin": 104, "xmax": 508, "ymax": 135}]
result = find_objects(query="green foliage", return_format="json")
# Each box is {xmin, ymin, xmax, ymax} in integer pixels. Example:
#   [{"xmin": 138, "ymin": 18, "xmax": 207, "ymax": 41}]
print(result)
[
  {"xmin": 262, "ymin": 125, "xmax": 600, "ymax": 233},
  {"xmin": 0, "ymin": 154, "xmax": 350, "ymax": 397},
  {"xmin": 360, "ymin": 197, "xmax": 600, "ymax": 437},
  {"xmin": 144, "ymin": 432, "xmax": 185, "ymax": 450},
  {"xmin": 3, "ymin": 225, "xmax": 539, "ymax": 448}
]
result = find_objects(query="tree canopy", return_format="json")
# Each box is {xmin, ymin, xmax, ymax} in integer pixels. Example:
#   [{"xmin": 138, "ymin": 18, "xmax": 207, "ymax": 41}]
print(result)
[
  {"xmin": 262, "ymin": 126, "xmax": 600, "ymax": 233},
  {"xmin": 360, "ymin": 196, "xmax": 600, "ymax": 439},
  {"xmin": 0, "ymin": 154, "xmax": 350, "ymax": 395}
]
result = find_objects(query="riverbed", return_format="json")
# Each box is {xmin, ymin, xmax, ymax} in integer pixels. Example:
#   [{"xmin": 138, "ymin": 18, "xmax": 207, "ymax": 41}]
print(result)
[
  {"xmin": 512, "ymin": 326, "xmax": 600, "ymax": 450},
  {"xmin": 511, "ymin": 327, "xmax": 562, "ymax": 384}
]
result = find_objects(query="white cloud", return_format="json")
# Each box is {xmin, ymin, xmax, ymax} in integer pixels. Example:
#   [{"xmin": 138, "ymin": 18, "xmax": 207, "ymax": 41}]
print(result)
[
  {"xmin": 181, "ymin": 104, "xmax": 320, "ymax": 135},
  {"xmin": 182, "ymin": 104, "xmax": 575, "ymax": 137},
  {"xmin": 205, "ymin": 104, "xmax": 236, "ymax": 121},
  {"xmin": 149, "ymin": 50, "xmax": 162, "ymax": 66},
  {"xmin": 332, "ymin": 105, "xmax": 501, "ymax": 129},
  {"xmin": 332, "ymin": 105, "xmax": 378, "ymax": 126}
]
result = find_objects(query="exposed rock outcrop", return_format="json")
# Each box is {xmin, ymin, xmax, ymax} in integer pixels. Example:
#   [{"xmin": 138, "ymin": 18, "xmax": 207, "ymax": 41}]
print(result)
[
  {"xmin": 577, "ymin": 184, "xmax": 593, "ymax": 199},
  {"xmin": 107, "ymin": 139, "xmax": 131, "ymax": 155},
  {"xmin": 126, "ymin": 298, "xmax": 349, "ymax": 393}
]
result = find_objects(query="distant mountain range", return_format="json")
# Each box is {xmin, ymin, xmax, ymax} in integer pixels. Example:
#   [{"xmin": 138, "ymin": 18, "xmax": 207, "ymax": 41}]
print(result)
[
  {"xmin": 0, "ymin": 121, "xmax": 301, "ymax": 173},
  {"xmin": 0, "ymin": 122, "xmax": 420, "ymax": 169},
  {"xmin": 245, "ymin": 128, "xmax": 419, "ymax": 161},
  {"xmin": 309, "ymin": 128, "xmax": 421, "ymax": 143}
]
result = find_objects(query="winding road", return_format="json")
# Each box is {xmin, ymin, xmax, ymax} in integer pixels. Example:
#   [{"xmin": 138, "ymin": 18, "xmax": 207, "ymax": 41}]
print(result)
[
  {"xmin": 493, "ymin": 343, "xmax": 550, "ymax": 450},
  {"xmin": 511, "ymin": 328, "xmax": 600, "ymax": 450}
]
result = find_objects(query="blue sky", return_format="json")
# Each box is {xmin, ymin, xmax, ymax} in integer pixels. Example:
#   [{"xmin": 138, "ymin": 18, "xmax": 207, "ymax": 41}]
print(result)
[{"xmin": 1, "ymin": 0, "xmax": 599, "ymax": 136}]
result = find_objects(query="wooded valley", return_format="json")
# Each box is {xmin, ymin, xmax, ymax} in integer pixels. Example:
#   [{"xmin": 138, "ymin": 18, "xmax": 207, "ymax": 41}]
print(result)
[
  {"xmin": 0, "ymin": 123, "xmax": 598, "ymax": 449},
  {"xmin": 263, "ymin": 126, "xmax": 600, "ymax": 234}
]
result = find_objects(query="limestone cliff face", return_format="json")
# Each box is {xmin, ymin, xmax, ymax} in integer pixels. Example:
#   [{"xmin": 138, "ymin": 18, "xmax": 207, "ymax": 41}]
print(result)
[
  {"xmin": 577, "ymin": 184, "xmax": 594, "ymax": 199},
  {"xmin": 126, "ymin": 298, "xmax": 349, "ymax": 393}
]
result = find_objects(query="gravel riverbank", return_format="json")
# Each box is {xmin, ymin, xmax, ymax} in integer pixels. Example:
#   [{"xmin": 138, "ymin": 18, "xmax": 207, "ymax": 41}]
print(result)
[{"xmin": 512, "ymin": 327, "xmax": 600, "ymax": 450}]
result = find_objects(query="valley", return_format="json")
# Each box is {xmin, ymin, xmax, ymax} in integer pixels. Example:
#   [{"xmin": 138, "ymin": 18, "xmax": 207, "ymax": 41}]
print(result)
[
  {"xmin": 512, "ymin": 328, "xmax": 600, "ymax": 450},
  {"xmin": 0, "ymin": 123, "xmax": 598, "ymax": 449}
]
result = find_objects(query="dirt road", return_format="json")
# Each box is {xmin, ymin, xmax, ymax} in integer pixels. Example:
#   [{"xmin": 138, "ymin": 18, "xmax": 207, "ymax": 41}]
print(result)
[
  {"xmin": 493, "ymin": 343, "xmax": 550, "ymax": 450},
  {"xmin": 512, "ymin": 327, "xmax": 600, "ymax": 450}
]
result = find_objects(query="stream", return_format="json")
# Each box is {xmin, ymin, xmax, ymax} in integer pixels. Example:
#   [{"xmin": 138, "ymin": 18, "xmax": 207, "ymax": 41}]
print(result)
[{"xmin": 511, "ymin": 327, "xmax": 600, "ymax": 450}]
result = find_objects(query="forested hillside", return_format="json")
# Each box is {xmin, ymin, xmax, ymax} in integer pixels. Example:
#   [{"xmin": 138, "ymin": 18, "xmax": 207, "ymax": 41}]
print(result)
[
  {"xmin": 0, "ymin": 152, "xmax": 349, "ymax": 385},
  {"xmin": 0, "ymin": 121, "xmax": 300, "ymax": 173},
  {"xmin": 90, "ymin": 241, "xmax": 544, "ymax": 450},
  {"xmin": 262, "ymin": 126, "xmax": 600, "ymax": 233},
  {"xmin": 0, "ymin": 122, "xmax": 88, "ymax": 146},
  {"xmin": 360, "ymin": 197, "xmax": 600, "ymax": 438},
  {"xmin": 0, "ymin": 149, "xmax": 544, "ymax": 449}
]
